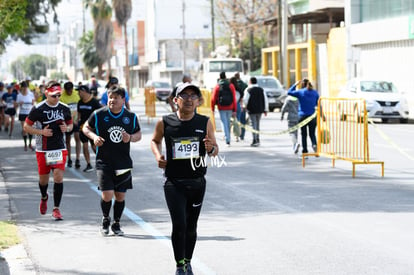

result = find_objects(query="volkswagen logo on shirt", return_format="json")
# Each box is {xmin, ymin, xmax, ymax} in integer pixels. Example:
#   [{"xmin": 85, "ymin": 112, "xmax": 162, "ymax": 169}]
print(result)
[{"xmin": 108, "ymin": 126, "xmax": 125, "ymax": 143}]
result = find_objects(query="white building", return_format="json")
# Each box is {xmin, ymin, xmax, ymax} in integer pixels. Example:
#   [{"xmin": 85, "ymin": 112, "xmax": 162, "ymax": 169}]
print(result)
[{"xmin": 346, "ymin": 0, "xmax": 414, "ymax": 117}]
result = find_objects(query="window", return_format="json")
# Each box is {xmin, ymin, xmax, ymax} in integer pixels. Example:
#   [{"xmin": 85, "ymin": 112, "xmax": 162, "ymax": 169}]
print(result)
[{"xmin": 359, "ymin": 0, "xmax": 414, "ymax": 22}]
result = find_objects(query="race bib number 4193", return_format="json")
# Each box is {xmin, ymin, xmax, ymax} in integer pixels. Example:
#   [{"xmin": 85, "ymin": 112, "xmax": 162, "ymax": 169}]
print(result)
[{"xmin": 172, "ymin": 137, "xmax": 199, "ymax": 160}]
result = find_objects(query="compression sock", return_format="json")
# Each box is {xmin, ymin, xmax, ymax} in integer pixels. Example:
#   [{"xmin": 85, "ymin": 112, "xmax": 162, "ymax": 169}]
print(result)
[
  {"xmin": 29, "ymin": 134, "xmax": 33, "ymax": 144},
  {"xmin": 39, "ymin": 183, "xmax": 48, "ymax": 199},
  {"xmin": 23, "ymin": 135, "xmax": 27, "ymax": 146},
  {"xmin": 177, "ymin": 259, "xmax": 186, "ymax": 267},
  {"xmin": 113, "ymin": 200, "xmax": 125, "ymax": 223},
  {"xmin": 53, "ymin": 183, "xmax": 63, "ymax": 207},
  {"xmin": 100, "ymin": 199, "xmax": 112, "ymax": 218}
]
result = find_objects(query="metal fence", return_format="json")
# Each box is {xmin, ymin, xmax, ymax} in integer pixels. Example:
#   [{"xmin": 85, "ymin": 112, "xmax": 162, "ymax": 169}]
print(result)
[{"xmin": 303, "ymin": 97, "xmax": 384, "ymax": 177}]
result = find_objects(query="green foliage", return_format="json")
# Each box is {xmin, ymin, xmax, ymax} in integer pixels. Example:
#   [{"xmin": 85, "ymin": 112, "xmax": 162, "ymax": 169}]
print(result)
[
  {"xmin": 0, "ymin": 221, "xmax": 20, "ymax": 250},
  {"xmin": 0, "ymin": 0, "xmax": 28, "ymax": 53},
  {"xmin": 50, "ymin": 71, "xmax": 68, "ymax": 81},
  {"xmin": 0, "ymin": 0, "xmax": 62, "ymax": 54},
  {"xmin": 236, "ymin": 32, "xmax": 268, "ymax": 71},
  {"xmin": 10, "ymin": 54, "xmax": 55, "ymax": 80},
  {"xmin": 78, "ymin": 30, "xmax": 104, "ymax": 72}
]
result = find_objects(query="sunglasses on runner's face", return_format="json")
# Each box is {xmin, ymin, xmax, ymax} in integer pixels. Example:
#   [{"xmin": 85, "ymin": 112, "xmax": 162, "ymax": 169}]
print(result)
[
  {"xmin": 50, "ymin": 94, "xmax": 61, "ymax": 98},
  {"xmin": 179, "ymin": 93, "xmax": 199, "ymax": 100}
]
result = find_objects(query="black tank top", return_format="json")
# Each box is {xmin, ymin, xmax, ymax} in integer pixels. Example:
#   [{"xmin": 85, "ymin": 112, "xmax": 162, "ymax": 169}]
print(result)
[{"xmin": 163, "ymin": 113, "xmax": 208, "ymax": 179}]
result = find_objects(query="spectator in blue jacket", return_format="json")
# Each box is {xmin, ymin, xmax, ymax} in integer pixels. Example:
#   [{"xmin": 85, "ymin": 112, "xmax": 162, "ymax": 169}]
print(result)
[{"xmin": 287, "ymin": 79, "xmax": 319, "ymax": 155}]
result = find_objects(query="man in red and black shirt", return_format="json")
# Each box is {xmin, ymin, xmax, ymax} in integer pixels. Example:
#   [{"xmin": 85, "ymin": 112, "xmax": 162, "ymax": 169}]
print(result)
[{"xmin": 24, "ymin": 80, "xmax": 73, "ymax": 220}]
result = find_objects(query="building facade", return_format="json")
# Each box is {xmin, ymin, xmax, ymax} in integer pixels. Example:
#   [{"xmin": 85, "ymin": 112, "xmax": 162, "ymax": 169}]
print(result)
[
  {"xmin": 145, "ymin": 0, "xmax": 213, "ymax": 86},
  {"xmin": 346, "ymin": 0, "xmax": 414, "ymax": 117}
]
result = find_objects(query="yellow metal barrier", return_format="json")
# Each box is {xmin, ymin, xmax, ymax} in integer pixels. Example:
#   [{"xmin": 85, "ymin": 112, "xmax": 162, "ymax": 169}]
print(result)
[
  {"xmin": 303, "ymin": 97, "xmax": 384, "ymax": 177},
  {"xmin": 197, "ymin": 88, "xmax": 216, "ymax": 131},
  {"xmin": 262, "ymin": 40, "xmax": 317, "ymax": 88},
  {"xmin": 144, "ymin": 87, "xmax": 156, "ymax": 123}
]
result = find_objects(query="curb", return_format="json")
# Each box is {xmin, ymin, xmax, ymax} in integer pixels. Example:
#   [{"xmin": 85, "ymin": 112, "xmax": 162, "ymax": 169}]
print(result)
[{"xmin": 0, "ymin": 165, "xmax": 36, "ymax": 275}]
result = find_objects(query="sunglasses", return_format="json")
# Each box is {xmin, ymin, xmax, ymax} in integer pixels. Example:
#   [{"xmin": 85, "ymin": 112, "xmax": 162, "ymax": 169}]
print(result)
[
  {"xmin": 51, "ymin": 94, "xmax": 62, "ymax": 98},
  {"xmin": 178, "ymin": 94, "xmax": 199, "ymax": 100}
]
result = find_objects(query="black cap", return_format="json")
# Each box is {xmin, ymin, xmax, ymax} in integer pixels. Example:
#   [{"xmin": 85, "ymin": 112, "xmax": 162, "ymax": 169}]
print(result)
[
  {"xmin": 105, "ymin": 77, "xmax": 119, "ymax": 88},
  {"xmin": 176, "ymin": 82, "xmax": 201, "ymax": 97},
  {"xmin": 77, "ymin": 85, "xmax": 91, "ymax": 94}
]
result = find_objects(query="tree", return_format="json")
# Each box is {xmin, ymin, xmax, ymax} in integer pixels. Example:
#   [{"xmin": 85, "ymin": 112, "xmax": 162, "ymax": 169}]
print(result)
[
  {"xmin": 112, "ymin": 0, "xmax": 132, "ymax": 92},
  {"xmin": 23, "ymin": 54, "xmax": 48, "ymax": 80},
  {"xmin": 0, "ymin": 0, "xmax": 28, "ymax": 53},
  {"xmin": 215, "ymin": 0, "xmax": 276, "ymax": 69},
  {"xmin": 0, "ymin": 0, "xmax": 62, "ymax": 54},
  {"xmin": 85, "ymin": 0, "xmax": 113, "ymax": 79},
  {"xmin": 238, "ymin": 31, "xmax": 267, "ymax": 71},
  {"xmin": 10, "ymin": 57, "xmax": 25, "ymax": 80},
  {"xmin": 78, "ymin": 30, "xmax": 105, "ymax": 74},
  {"xmin": 10, "ymin": 54, "xmax": 55, "ymax": 80}
]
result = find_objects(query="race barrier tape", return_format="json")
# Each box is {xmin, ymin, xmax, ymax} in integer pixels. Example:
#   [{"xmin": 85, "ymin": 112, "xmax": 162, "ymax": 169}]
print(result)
[
  {"xmin": 368, "ymin": 119, "xmax": 414, "ymax": 161},
  {"xmin": 236, "ymin": 112, "xmax": 317, "ymax": 136}
]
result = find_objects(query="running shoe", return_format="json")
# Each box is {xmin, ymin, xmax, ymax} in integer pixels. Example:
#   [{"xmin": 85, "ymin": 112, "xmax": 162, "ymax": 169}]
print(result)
[
  {"xmin": 39, "ymin": 195, "xmax": 48, "ymax": 215},
  {"xmin": 175, "ymin": 266, "xmax": 186, "ymax": 275},
  {"xmin": 111, "ymin": 222, "xmax": 124, "ymax": 236},
  {"xmin": 100, "ymin": 217, "xmax": 111, "ymax": 236},
  {"xmin": 312, "ymin": 144, "xmax": 317, "ymax": 152},
  {"xmin": 52, "ymin": 208, "xmax": 63, "ymax": 220},
  {"xmin": 83, "ymin": 163, "xmax": 93, "ymax": 172},
  {"xmin": 28, "ymin": 144, "xmax": 34, "ymax": 151},
  {"xmin": 75, "ymin": 159, "xmax": 81, "ymax": 169},
  {"xmin": 185, "ymin": 263, "xmax": 193, "ymax": 275},
  {"xmin": 67, "ymin": 159, "xmax": 72, "ymax": 168}
]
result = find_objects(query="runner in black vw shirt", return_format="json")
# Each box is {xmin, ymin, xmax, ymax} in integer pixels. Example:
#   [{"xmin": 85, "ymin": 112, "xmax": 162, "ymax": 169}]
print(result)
[
  {"xmin": 151, "ymin": 83, "xmax": 218, "ymax": 275},
  {"xmin": 23, "ymin": 80, "xmax": 73, "ymax": 220},
  {"xmin": 82, "ymin": 85, "xmax": 141, "ymax": 236}
]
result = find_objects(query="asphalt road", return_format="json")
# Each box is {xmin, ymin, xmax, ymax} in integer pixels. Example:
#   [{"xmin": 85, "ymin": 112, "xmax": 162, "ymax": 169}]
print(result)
[{"xmin": 1, "ymin": 96, "xmax": 414, "ymax": 275}]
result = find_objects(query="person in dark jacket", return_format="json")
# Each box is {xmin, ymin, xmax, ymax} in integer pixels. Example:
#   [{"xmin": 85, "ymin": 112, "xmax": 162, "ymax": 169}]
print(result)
[{"xmin": 243, "ymin": 76, "xmax": 269, "ymax": 147}]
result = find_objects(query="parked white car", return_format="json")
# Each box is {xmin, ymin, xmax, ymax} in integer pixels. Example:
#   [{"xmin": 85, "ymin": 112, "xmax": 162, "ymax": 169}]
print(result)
[{"xmin": 337, "ymin": 78, "xmax": 410, "ymax": 123}]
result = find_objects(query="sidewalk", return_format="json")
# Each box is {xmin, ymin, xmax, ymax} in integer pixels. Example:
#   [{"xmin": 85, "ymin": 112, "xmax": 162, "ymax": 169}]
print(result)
[{"xmin": 0, "ymin": 160, "xmax": 36, "ymax": 275}]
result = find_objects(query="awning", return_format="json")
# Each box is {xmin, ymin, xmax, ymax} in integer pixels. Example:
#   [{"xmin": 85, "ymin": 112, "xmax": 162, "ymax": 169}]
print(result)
[{"xmin": 264, "ymin": 7, "xmax": 344, "ymax": 26}]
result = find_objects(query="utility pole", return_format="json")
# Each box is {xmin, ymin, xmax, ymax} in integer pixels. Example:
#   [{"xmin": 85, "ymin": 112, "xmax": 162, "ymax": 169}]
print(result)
[
  {"xmin": 82, "ymin": 0, "xmax": 86, "ymax": 35},
  {"xmin": 211, "ymin": 0, "xmax": 216, "ymax": 52},
  {"xmin": 278, "ymin": 0, "xmax": 288, "ymax": 86},
  {"xmin": 182, "ymin": 0, "xmax": 186, "ymax": 73}
]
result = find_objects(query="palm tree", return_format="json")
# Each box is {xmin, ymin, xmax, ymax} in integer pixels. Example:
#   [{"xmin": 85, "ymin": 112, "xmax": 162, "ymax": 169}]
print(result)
[
  {"xmin": 85, "ymin": 0, "xmax": 113, "ymax": 79},
  {"xmin": 112, "ymin": 0, "xmax": 132, "ymax": 93},
  {"xmin": 78, "ymin": 30, "xmax": 105, "ymax": 74}
]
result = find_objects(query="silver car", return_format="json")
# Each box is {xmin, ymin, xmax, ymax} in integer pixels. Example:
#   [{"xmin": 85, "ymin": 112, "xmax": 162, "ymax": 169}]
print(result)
[{"xmin": 254, "ymin": 75, "xmax": 287, "ymax": 112}]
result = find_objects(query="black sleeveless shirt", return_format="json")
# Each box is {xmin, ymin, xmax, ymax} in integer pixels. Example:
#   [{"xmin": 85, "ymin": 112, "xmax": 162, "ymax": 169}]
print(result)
[{"xmin": 163, "ymin": 112, "xmax": 208, "ymax": 179}]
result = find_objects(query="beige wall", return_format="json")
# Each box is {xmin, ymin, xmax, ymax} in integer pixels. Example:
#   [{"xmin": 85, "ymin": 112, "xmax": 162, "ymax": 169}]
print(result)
[{"xmin": 327, "ymin": 27, "xmax": 347, "ymax": 97}]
